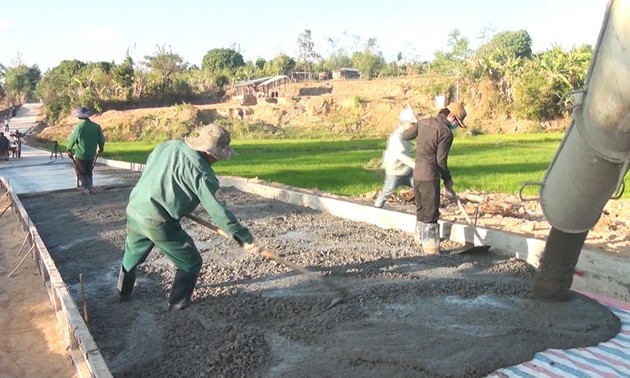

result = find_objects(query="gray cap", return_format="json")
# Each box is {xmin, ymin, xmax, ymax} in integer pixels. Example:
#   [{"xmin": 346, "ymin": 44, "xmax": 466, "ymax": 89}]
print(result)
[
  {"xmin": 75, "ymin": 106, "xmax": 94, "ymax": 119},
  {"xmin": 185, "ymin": 124, "xmax": 236, "ymax": 160}
]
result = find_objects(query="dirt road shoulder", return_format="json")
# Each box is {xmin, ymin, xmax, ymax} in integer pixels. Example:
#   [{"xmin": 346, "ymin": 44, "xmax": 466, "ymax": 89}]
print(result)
[{"xmin": 0, "ymin": 204, "xmax": 74, "ymax": 378}]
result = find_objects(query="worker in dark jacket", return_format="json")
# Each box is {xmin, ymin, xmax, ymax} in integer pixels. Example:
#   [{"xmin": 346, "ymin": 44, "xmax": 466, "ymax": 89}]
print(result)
[
  {"xmin": 66, "ymin": 106, "xmax": 105, "ymax": 193},
  {"xmin": 117, "ymin": 124, "xmax": 262, "ymax": 310},
  {"xmin": 402, "ymin": 102, "xmax": 467, "ymax": 253},
  {"xmin": 0, "ymin": 132, "xmax": 9, "ymax": 160}
]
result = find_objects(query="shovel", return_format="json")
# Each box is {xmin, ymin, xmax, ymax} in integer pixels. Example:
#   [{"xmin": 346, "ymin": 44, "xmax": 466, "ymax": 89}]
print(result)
[
  {"xmin": 67, "ymin": 150, "xmax": 85, "ymax": 188},
  {"xmin": 92, "ymin": 152, "xmax": 99, "ymax": 169},
  {"xmin": 184, "ymin": 214, "xmax": 348, "ymax": 311},
  {"xmin": 449, "ymin": 190, "xmax": 491, "ymax": 254}
]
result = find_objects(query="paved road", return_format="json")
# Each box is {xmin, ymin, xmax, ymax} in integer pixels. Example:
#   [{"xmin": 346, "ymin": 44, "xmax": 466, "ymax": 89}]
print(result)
[{"xmin": 0, "ymin": 103, "xmax": 124, "ymax": 194}]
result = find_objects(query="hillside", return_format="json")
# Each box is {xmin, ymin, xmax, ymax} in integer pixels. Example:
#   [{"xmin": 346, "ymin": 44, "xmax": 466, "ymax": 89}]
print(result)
[{"xmin": 37, "ymin": 76, "xmax": 566, "ymax": 143}]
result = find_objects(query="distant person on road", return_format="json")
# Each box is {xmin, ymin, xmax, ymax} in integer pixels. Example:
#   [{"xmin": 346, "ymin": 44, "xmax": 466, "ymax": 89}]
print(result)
[
  {"xmin": 402, "ymin": 102, "xmax": 468, "ymax": 253},
  {"xmin": 374, "ymin": 106, "xmax": 417, "ymax": 208},
  {"xmin": 10, "ymin": 131, "xmax": 21, "ymax": 158},
  {"xmin": 4, "ymin": 116, "xmax": 9, "ymax": 133},
  {"xmin": 66, "ymin": 106, "xmax": 105, "ymax": 193},
  {"xmin": 0, "ymin": 132, "xmax": 10, "ymax": 161},
  {"xmin": 117, "ymin": 124, "xmax": 263, "ymax": 311}
]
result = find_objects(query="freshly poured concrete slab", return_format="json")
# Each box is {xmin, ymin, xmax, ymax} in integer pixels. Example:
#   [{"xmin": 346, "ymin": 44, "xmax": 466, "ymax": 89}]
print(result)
[{"xmin": 0, "ymin": 145, "xmax": 125, "ymax": 194}]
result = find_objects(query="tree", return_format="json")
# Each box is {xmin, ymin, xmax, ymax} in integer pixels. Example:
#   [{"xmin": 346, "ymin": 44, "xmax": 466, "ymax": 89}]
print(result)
[
  {"xmin": 477, "ymin": 30, "xmax": 533, "ymax": 61},
  {"xmin": 201, "ymin": 48, "xmax": 245, "ymax": 74},
  {"xmin": 53, "ymin": 59, "xmax": 87, "ymax": 77},
  {"xmin": 267, "ymin": 54, "xmax": 296, "ymax": 75},
  {"xmin": 351, "ymin": 38, "xmax": 385, "ymax": 79},
  {"xmin": 235, "ymin": 62, "xmax": 257, "ymax": 81},
  {"xmin": 449, "ymin": 29, "xmax": 473, "ymax": 61},
  {"xmin": 297, "ymin": 29, "xmax": 320, "ymax": 73},
  {"xmin": 112, "ymin": 55, "xmax": 135, "ymax": 100},
  {"xmin": 431, "ymin": 29, "xmax": 473, "ymax": 74},
  {"xmin": 322, "ymin": 37, "xmax": 352, "ymax": 72},
  {"xmin": 255, "ymin": 58, "xmax": 266, "ymax": 70},
  {"xmin": 3, "ymin": 64, "xmax": 41, "ymax": 102},
  {"xmin": 143, "ymin": 45, "xmax": 187, "ymax": 96},
  {"xmin": 72, "ymin": 62, "xmax": 114, "ymax": 109},
  {"xmin": 37, "ymin": 59, "xmax": 87, "ymax": 122},
  {"xmin": 535, "ymin": 44, "xmax": 592, "ymax": 102},
  {"xmin": 478, "ymin": 24, "xmax": 496, "ymax": 45}
]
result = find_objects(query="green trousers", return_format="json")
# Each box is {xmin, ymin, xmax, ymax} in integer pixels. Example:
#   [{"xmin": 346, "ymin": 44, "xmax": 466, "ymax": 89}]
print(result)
[{"xmin": 122, "ymin": 217, "xmax": 202, "ymax": 274}]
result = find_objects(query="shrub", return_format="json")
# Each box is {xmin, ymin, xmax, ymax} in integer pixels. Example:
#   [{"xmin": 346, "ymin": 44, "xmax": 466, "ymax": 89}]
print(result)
[
  {"xmin": 513, "ymin": 70, "xmax": 560, "ymax": 121},
  {"xmin": 214, "ymin": 118, "xmax": 282, "ymax": 139},
  {"xmin": 353, "ymin": 95, "xmax": 365, "ymax": 108}
]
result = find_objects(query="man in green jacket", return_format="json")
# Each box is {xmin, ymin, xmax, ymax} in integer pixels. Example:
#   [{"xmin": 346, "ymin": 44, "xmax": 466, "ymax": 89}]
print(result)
[
  {"xmin": 66, "ymin": 106, "xmax": 105, "ymax": 193},
  {"xmin": 117, "ymin": 124, "xmax": 261, "ymax": 310}
]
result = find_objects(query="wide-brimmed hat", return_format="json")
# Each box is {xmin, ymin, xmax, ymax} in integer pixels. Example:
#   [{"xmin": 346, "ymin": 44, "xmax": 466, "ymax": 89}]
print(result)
[
  {"xmin": 399, "ymin": 106, "xmax": 418, "ymax": 123},
  {"xmin": 445, "ymin": 102, "xmax": 467, "ymax": 128},
  {"xmin": 74, "ymin": 106, "xmax": 94, "ymax": 119},
  {"xmin": 185, "ymin": 124, "xmax": 236, "ymax": 160}
]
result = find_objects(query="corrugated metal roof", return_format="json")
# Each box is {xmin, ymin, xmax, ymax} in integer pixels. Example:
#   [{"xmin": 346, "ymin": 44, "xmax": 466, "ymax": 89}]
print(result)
[
  {"xmin": 232, "ymin": 76, "xmax": 273, "ymax": 87},
  {"xmin": 258, "ymin": 75, "xmax": 288, "ymax": 86}
]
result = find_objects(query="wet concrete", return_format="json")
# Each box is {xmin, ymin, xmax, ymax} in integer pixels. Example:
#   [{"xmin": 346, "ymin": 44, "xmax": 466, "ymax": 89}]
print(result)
[
  {"xmin": 533, "ymin": 227, "xmax": 589, "ymax": 301},
  {"xmin": 0, "ymin": 145, "xmax": 127, "ymax": 194},
  {"xmin": 0, "ymin": 103, "xmax": 126, "ymax": 194},
  {"xmin": 19, "ymin": 181, "xmax": 620, "ymax": 378}
]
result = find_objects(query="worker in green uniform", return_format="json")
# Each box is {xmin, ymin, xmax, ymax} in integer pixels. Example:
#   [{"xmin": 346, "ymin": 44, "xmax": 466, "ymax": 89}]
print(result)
[
  {"xmin": 117, "ymin": 124, "xmax": 261, "ymax": 310},
  {"xmin": 66, "ymin": 106, "xmax": 105, "ymax": 193}
]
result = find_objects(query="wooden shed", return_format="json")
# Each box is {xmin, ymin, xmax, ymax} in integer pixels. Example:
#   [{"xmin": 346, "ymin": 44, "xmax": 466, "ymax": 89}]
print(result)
[{"xmin": 331, "ymin": 67, "xmax": 361, "ymax": 80}]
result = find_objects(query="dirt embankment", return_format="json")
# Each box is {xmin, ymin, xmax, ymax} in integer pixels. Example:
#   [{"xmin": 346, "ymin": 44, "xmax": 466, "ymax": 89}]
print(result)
[
  {"xmin": 18, "ymin": 173, "xmax": 620, "ymax": 378},
  {"xmin": 36, "ymin": 76, "xmax": 564, "ymax": 143}
]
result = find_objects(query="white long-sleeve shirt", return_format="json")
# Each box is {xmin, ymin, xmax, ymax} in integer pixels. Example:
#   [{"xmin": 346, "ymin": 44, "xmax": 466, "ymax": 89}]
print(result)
[{"xmin": 381, "ymin": 125, "xmax": 415, "ymax": 176}]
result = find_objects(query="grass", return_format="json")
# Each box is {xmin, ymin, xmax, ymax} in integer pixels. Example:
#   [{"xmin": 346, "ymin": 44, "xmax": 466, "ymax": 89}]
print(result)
[{"xmin": 85, "ymin": 133, "xmax": 568, "ymax": 197}]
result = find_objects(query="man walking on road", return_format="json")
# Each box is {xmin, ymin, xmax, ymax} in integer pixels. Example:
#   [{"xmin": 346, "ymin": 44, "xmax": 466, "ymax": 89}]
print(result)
[
  {"xmin": 117, "ymin": 124, "xmax": 262, "ymax": 311},
  {"xmin": 374, "ymin": 106, "xmax": 417, "ymax": 208},
  {"xmin": 402, "ymin": 102, "xmax": 468, "ymax": 253},
  {"xmin": 66, "ymin": 106, "xmax": 105, "ymax": 193}
]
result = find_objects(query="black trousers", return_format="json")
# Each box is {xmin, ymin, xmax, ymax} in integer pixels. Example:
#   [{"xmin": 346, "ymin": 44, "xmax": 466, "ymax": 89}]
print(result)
[
  {"xmin": 413, "ymin": 179, "xmax": 440, "ymax": 223},
  {"xmin": 75, "ymin": 158, "xmax": 94, "ymax": 189}
]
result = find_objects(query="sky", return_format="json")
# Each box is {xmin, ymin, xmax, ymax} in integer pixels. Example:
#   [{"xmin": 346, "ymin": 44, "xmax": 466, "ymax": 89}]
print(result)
[{"xmin": 0, "ymin": 0, "xmax": 609, "ymax": 71}]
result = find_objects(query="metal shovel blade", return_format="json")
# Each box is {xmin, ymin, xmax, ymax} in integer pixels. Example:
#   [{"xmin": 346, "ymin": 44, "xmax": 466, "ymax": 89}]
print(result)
[{"xmin": 449, "ymin": 189, "xmax": 492, "ymax": 253}]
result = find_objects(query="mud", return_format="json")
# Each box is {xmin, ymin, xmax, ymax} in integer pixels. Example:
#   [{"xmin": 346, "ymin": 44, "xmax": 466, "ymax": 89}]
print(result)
[{"xmin": 19, "ymin": 173, "xmax": 621, "ymax": 378}]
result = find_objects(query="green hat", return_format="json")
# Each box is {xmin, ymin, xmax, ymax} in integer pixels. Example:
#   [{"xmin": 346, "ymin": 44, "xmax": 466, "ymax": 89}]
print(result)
[
  {"xmin": 185, "ymin": 124, "xmax": 236, "ymax": 160},
  {"xmin": 74, "ymin": 106, "xmax": 94, "ymax": 119}
]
